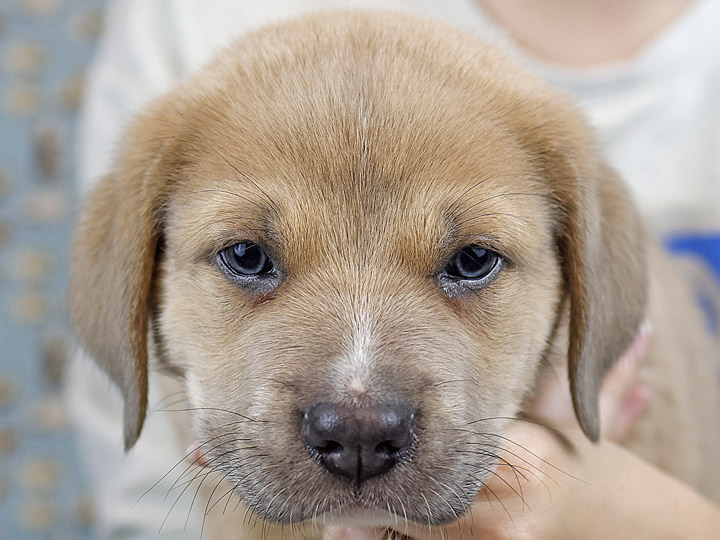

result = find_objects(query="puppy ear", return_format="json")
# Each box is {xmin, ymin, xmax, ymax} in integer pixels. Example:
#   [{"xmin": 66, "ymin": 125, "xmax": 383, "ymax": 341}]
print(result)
[
  {"xmin": 70, "ymin": 111, "xmax": 176, "ymax": 450},
  {"xmin": 557, "ymin": 158, "xmax": 648, "ymax": 441},
  {"xmin": 506, "ymin": 85, "xmax": 648, "ymax": 440}
]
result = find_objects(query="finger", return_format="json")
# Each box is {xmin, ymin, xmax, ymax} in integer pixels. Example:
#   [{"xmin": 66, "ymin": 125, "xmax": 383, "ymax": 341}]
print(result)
[
  {"xmin": 186, "ymin": 440, "xmax": 211, "ymax": 467},
  {"xmin": 609, "ymin": 384, "xmax": 652, "ymax": 441},
  {"xmin": 599, "ymin": 325, "xmax": 650, "ymax": 439},
  {"xmin": 323, "ymin": 527, "xmax": 391, "ymax": 540},
  {"xmin": 601, "ymin": 325, "xmax": 649, "ymax": 401}
]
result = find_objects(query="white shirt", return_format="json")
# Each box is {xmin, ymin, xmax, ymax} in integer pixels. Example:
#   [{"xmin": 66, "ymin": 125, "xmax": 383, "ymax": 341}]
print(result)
[
  {"xmin": 70, "ymin": 1, "xmax": 720, "ymax": 538},
  {"xmin": 79, "ymin": 0, "xmax": 720, "ymax": 232}
]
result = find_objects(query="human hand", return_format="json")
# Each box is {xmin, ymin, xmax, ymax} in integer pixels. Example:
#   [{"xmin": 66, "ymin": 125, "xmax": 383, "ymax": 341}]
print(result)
[
  {"xmin": 525, "ymin": 322, "xmax": 651, "ymax": 441},
  {"xmin": 324, "ymin": 326, "xmax": 652, "ymax": 540}
]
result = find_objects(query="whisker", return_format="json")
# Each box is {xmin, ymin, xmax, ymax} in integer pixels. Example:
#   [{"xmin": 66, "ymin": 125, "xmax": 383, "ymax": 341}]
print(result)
[
  {"xmin": 133, "ymin": 431, "xmax": 238, "ymax": 508},
  {"xmin": 151, "ymin": 406, "xmax": 265, "ymax": 423},
  {"xmin": 459, "ymin": 457, "xmax": 529, "ymax": 509},
  {"xmin": 477, "ymin": 432, "xmax": 583, "ymax": 482},
  {"xmin": 464, "ymin": 440, "xmax": 537, "ymax": 477},
  {"xmin": 202, "ymin": 453, "xmax": 269, "ymax": 515},
  {"xmin": 425, "ymin": 480, "xmax": 462, "ymax": 525},
  {"xmin": 183, "ymin": 462, "xmax": 231, "ymax": 530},
  {"xmin": 159, "ymin": 455, "xmax": 221, "ymax": 534},
  {"xmin": 428, "ymin": 378, "xmax": 474, "ymax": 388},
  {"xmin": 149, "ymin": 390, "xmax": 188, "ymax": 410},
  {"xmin": 166, "ymin": 441, "xmax": 247, "ymax": 497},
  {"xmin": 482, "ymin": 482, "xmax": 514, "ymax": 525},
  {"xmin": 201, "ymin": 473, "xmax": 230, "ymax": 537},
  {"xmin": 165, "ymin": 450, "xmax": 233, "ymax": 510}
]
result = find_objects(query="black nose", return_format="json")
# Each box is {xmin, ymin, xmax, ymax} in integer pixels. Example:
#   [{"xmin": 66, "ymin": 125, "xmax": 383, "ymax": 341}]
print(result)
[{"xmin": 302, "ymin": 402, "xmax": 415, "ymax": 482}]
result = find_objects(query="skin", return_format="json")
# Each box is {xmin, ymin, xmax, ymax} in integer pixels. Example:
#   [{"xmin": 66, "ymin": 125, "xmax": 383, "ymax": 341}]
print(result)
[
  {"xmin": 325, "ymin": 329, "xmax": 720, "ymax": 540},
  {"xmin": 326, "ymin": 430, "xmax": 720, "ymax": 540},
  {"xmin": 477, "ymin": 0, "xmax": 697, "ymax": 67}
]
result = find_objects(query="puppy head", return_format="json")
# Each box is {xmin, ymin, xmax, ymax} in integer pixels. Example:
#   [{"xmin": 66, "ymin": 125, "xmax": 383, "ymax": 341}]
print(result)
[{"xmin": 70, "ymin": 11, "xmax": 646, "ymax": 525}]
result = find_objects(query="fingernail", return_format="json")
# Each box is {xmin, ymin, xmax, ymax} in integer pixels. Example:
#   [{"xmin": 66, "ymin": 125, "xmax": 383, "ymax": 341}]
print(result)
[
  {"xmin": 612, "ymin": 385, "xmax": 652, "ymax": 441},
  {"xmin": 323, "ymin": 527, "xmax": 347, "ymax": 540},
  {"xmin": 625, "ymin": 385, "xmax": 652, "ymax": 418},
  {"xmin": 625, "ymin": 328, "xmax": 650, "ymax": 366},
  {"xmin": 185, "ymin": 441, "xmax": 198, "ymax": 457},
  {"xmin": 185, "ymin": 441, "xmax": 210, "ymax": 467},
  {"xmin": 623, "ymin": 384, "xmax": 651, "ymax": 428}
]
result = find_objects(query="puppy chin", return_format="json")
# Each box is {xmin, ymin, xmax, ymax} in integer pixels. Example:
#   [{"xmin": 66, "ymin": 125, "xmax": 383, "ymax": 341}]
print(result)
[
  {"xmin": 323, "ymin": 507, "xmax": 402, "ymax": 528},
  {"xmin": 240, "ymin": 469, "xmax": 477, "ymax": 527},
  {"xmin": 321, "ymin": 505, "xmax": 466, "ymax": 529},
  {"xmin": 256, "ymin": 487, "xmax": 474, "ymax": 527}
]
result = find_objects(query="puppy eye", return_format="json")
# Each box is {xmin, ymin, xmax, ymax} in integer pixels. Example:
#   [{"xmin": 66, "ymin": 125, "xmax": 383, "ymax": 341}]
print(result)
[
  {"xmin": 218, "ymin": 242, "xmax": 274, "ymax": 277},
  {"xmin": 444, "ymin": 246, "xmax": 503, "ymax": 281}
]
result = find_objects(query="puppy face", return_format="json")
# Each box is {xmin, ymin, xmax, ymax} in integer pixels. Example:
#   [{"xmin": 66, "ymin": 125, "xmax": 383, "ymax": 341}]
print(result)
[
  {"xmin": 160, "ymin": 117, "xmax": 561, "ymax": 523},
  {"xmin": 71, "ymin": 12, "xmax": 646, "ymax": 526}
]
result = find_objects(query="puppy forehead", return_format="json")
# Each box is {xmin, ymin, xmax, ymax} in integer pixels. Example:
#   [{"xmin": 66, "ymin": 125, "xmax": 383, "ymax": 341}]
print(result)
[
  {"xmin": 165, "ymin": 15, "xmax": 559, "ymax": 264},
  {"xmin": 170, "ymin": 146, "xmax": 551, "ymax": 271}
]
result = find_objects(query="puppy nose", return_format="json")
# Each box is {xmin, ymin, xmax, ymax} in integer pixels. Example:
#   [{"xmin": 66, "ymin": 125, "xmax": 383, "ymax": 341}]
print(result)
[{"xmin": 303, "ymin": 402, "xmax": 415, "ymax": 482}]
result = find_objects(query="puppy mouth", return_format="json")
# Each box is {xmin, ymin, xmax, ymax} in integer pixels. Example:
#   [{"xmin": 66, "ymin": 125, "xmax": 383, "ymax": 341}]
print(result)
[
  {"xmin": 214, "ymin": 445, "xmax": 482, "ymax": 526},
  {"xmin": 237, "ymin": 475, "xmax": 477, "ymax": 526},
  {"xmin": 199, "ymin": 396, "xmax": 498, "ymax": 526}
]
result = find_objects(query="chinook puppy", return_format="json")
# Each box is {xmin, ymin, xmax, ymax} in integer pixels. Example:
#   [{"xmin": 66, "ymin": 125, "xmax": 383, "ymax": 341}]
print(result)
[{"xmin": 70, "ymin": 10, "xmax": 720, "ymax": 539}]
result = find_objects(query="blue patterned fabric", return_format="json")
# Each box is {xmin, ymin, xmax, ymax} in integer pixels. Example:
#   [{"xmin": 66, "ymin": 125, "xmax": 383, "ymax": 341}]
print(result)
[{"xmin": 0, "ymin": 1, "xmax": 106, "ymax": 538}]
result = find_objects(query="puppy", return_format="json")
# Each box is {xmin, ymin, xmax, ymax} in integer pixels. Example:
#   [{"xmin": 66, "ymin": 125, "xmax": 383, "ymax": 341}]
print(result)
[{"xmin": 70, "ymin": 11, "xmax": 720, "ymax": 539}]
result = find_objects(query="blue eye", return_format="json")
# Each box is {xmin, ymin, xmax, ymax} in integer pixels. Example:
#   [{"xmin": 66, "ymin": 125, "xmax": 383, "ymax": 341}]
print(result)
[
  {"xmin": 445, "ymin": 246, "xmax": 502, "ymax": 280},
  {"xmin": 219, "ymin": 242, "xmax": 274, "ymax": 276}
]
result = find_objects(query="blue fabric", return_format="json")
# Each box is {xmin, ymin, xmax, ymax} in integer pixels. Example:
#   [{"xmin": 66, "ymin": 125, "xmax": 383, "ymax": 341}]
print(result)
[
  {"xmin": 666, "ymin": 233, "xmax": 720, "ymax": 334},
  {"xmin": 666, "ymin": 233, "xmax": 720, "ymax": 281}
]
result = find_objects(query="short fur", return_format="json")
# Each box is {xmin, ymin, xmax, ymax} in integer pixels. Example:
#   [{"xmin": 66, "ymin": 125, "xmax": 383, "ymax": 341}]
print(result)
[{"xmin": 70, "ymin": 11, "xmax": 720, "ymax": 539}]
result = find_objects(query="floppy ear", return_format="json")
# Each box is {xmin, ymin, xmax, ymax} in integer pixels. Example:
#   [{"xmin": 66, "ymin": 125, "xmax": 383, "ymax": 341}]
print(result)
[
  {"xmin": 554, "ymin": 154, "xmax": 648, "ymax": 441},
  {"xmin": 70, "ymin": 110, "xmax": 178, "ymax": 450},
  {"xmin": 505, "ymin": 85, "xmax": 648, "ymax": 440}
]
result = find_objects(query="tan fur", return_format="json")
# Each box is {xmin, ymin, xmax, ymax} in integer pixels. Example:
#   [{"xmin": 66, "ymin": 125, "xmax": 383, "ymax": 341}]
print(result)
[{"xmin": 70, "ymin": 11, "xmax": 720, "ymax": 539}]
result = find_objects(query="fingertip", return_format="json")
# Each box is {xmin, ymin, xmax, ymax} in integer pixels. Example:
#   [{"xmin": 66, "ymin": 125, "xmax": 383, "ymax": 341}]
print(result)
[
  {"xmin": 322, "ymin": 526, "xmax": 348, "ymax": 540},
  {"xmin": 185, "ymin": 440, "xmax": 210, "ymax": 467},
  {"xmin": 627, "ymin": 384, "xmax": 652, "ymax": 414},
  {"xmin": 611, "ymin": 384, "xmax": 652, "ymax": 441},
  {"xmin": 323, "ymin": 527, "xmax": 390, "ymax": 540},
  {"xmin": 606, "ymin": 329, "xmax": 649, "ymax": 393}
]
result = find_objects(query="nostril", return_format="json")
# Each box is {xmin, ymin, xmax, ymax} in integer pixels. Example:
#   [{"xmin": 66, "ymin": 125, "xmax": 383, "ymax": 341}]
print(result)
[
  {"xmin": 302, "ymin": 402, "xmax": 415, "ymax": 482},
  {"xmin": 374, "ymin": 440, "xmax": 402, "ymax": 456},
  {"xmin": 314, "ymin": 440, "xmax": 343, "ymax": 456}
]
